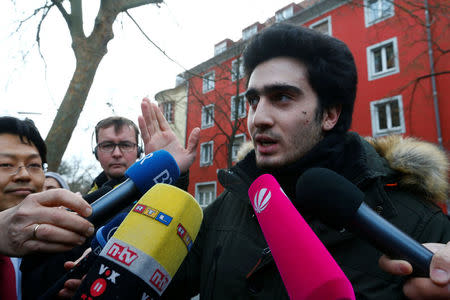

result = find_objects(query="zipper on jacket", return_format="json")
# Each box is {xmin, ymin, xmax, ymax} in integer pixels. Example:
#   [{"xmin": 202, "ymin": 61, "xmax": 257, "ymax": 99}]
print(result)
[{"xmin": 246, "ymin": 247, "xmax": 272, "ymax": 294}]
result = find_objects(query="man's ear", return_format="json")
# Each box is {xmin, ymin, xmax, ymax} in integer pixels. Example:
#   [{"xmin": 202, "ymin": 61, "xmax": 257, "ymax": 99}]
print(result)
[{"xmin": 322, "ymin": 105, "xmax": 342, "ymax": 131}]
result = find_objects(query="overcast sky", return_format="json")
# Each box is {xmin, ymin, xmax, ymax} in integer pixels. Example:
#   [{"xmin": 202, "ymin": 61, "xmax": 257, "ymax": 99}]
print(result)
[{"xmin": 0, "ymin": 0, "xmax": 293, "ymax": 175}]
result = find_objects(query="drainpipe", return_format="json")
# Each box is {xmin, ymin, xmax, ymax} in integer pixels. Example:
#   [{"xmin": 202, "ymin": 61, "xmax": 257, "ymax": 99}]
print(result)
[{"xmin": 424, "ymin": 0, "xmax": 443, "ymax": 148}]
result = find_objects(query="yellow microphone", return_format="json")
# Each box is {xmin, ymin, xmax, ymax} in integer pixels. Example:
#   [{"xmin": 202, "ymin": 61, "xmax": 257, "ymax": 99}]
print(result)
[{"xmin": 73, "ymin": 184, "xmax": 203, "ymax": 299}]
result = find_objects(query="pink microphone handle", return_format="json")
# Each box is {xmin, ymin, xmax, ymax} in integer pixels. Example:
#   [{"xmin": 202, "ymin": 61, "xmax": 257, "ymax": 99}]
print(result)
[{"xmin": 248, "ymin": 174, "xmax": 355, "ymax": 300}]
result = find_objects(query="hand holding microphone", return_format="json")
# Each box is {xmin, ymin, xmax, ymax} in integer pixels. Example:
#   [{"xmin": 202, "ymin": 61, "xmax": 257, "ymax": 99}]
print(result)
[
  {"xmin": 73, "ymin": 183, "xmax": 203, "ymax": 299},
  {"xmin": 295, "ymin": 167, "xmax": 434, "ymax": 278},
  {"xmin": 38, "ymin": 149, "xmax": 181, "ymax": 299}
]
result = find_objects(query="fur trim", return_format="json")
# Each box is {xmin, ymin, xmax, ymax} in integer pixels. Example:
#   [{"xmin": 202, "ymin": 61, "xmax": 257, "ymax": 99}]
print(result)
[
  {"xmin": 236, "ymin": 141, "xmax": 254, "ymax": 161},
  {"xmin": 366, "ymin": 135, "xmax": 449, "ymax": 204}
]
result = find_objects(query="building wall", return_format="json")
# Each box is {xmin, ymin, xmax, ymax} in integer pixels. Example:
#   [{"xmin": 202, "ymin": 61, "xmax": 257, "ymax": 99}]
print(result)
[
  {"xmin": 155, "ymin": 83, "xmax": 188, "ymax": 146},
  {"xmin": 185, "ymin": 56, "xmax": 248, "ymax": 198},
  {"xmin": 181, "ymin": 0, "xmax": 449, "ymax": 206}
]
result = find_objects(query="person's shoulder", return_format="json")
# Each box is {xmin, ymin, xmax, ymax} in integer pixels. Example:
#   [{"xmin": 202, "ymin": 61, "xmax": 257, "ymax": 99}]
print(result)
[{"xmin": 364, "ymin": 134, "xmax": 448, "ymax": 206}]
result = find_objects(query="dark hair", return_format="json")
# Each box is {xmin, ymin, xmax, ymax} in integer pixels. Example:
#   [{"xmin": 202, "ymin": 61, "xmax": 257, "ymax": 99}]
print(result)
[
  {"xmin": 94, "ymin": 116, "xmax": 140, "ymax": 143},
  {"xmin": 0, "ymin": 116, "xmax": 47, "ymax": 164},
  {"xmin": 243, "ymin": 23, "xmax": 357, "ymax": 133}
]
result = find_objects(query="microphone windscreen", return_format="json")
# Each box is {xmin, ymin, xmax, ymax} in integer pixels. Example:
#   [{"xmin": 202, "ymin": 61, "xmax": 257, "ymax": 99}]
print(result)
[
  {"xmin": 91, "ymin": 212, "xmax": 128, "ymax": 255},
  {"xmin": 125, "ymin": 150, "xmax": 180, "ymax": 194},
  {"xmin": 296, "ymin": 167, "xmax": 364, "ymax": 229},
  {"xmin": 75, "ymin": 184, "xmax": 203, "ymax": 299},
  {"xmin": 249, "ymin": 174, "xmax": 355, "ymax": 300}
]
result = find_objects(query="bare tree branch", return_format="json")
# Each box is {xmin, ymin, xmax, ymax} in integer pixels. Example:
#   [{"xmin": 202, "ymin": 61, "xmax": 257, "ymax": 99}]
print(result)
[
  {"xmin": 51, "ymin": 0, "xmax": 71, "ymax": 29},
  {"xmin": 118, "ymin": 0, "xmax": 163, "ymax": 12},
  {"xmin": 35, "ymin": 4, "xmax": 53, "ymax": 64}
]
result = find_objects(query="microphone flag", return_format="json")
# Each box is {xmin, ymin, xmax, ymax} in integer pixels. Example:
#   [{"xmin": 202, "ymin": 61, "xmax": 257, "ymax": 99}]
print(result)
[{"xmin": 73, "ymin": 184, "xmax": 203, "ymax": 300}]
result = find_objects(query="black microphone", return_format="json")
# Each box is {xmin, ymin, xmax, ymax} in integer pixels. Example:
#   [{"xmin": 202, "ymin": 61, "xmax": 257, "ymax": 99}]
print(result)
[
  {"xmin": 87, "ymin": 150, "xmax": 180, "ymax": 227},
  {"xmin": 82, "ymin": 186, "xmax": 113, "ymax": 204},
  {"xmin": 296, "ymin": 167, "xmax": 433, "ymax": 277}
]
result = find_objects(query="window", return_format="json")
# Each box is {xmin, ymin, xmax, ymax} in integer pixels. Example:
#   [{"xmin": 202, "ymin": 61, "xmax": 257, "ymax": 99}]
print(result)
[
  {"xmin": 367, "ymin": 37, "xmax": 399, "ymax": 81},
  {"xmin": 370, "ymin": 95, "xmax": 405, "ymax": 136},
  {"xmin": 232, "ymin": 134, "xmax": 246, "ymax": 162},
  {"xmin": 201, "ymin": 105, "xmax": 214, "ymax": 129},
  {"xmin": 365, "ymin": 0, "xmax": 394, "ymax": 27},
  {"xmin": 243, "ymin": 24, "xmax": 258, "ymax": 40},
  {"xmin": 162, "ymin": 102, "xmax": 174, "ymax": 123},
  {"xmin": 309, "ymin": 16, "xmax": 332, "ymax": 36},
  {"xmin": 195, "ymin": 182, "xmax": 216, "ymax": 208},
  {"xmin": 276, "ymin": 6, "xmax": 294, "ymax": 22},
  {"xmin": 200, "ymin": 141, "xmax": 213, "ymax": 166},
  {"xmin": 214, "ymin": 41, "xmax": 227, "ymax": 56},
  {"xmin": 203, "ymin": 71, "xmax": 215, "ymax": 93},
  {"xmin": 231, "ymin": 94, "xmax": 246, "ymax": 120},
  {"xmin": 231, "ymin": 58, "xmax": 245, "ymax": 81}
]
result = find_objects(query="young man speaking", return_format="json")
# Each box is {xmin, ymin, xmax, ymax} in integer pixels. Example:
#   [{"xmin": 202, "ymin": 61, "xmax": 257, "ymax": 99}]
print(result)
[{"xmin": 161, "ymin": 23, "xmax": 450, "ymax": 299}]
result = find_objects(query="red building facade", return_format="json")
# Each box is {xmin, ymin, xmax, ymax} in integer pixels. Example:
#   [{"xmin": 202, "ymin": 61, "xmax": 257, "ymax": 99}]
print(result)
[{"xmin": 177, "ymin": 0, "xmax": 449, "ymax": 208}]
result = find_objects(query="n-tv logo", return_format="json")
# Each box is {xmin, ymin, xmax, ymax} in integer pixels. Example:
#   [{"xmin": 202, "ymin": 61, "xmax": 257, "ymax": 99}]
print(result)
[
  {"xmin": 149, "ymin": 269, "xmax": 169, "ymax": 292},
  {"xmin": 253, "ymin": 188, "xmax": 271, "ymax": 214},
  {"xmin": 106, "ymin": 243, "xmax": 138, "ymax": 266}
]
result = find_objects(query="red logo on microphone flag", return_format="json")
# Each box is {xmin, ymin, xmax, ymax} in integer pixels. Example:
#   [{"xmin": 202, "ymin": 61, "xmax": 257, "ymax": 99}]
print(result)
[
  {"xmin": 106, "ymin": 243, "xmax": 139, "ymax": 266},
  {"xmin": 149, "ymin": 269, "xmax": 169, "ymax": 292},
  {"xmin": 177, "ymin": 223, "xmax": 194, "ymax": 251},
  {"xmin": 90, "ymin": 278, "xmax": 107, "ymax": 297},
  {"xmin": 133, "ymin": 204, "xmax": 147, "ymax": 213}
]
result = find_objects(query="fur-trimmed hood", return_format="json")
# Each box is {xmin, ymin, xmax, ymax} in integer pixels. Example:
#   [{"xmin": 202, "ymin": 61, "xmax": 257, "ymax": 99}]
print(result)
[
  {"xmin": 366, "ymin": 135, "xmax": 448, "ymax": 204},
  {"xmin": 236, "ymin": 135, "xmax": 449, "ymax": 204}
]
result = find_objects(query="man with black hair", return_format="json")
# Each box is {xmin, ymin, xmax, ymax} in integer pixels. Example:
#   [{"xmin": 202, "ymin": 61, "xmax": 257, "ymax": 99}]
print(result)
[
  {"xmin": 0, "ymin": 116, "xmax": 93, "ymax": 299},
  {"xmin": 20, "ymin": 116, "xmax": 143, "ymax": 299},
  {"xmin": 160, "ymin": 23, "xmax": 450, "ymax": 299}
]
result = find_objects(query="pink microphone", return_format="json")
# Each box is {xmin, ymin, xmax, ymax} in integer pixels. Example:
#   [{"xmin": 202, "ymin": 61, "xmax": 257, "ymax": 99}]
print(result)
[{"xmin": 248, "ymin": 174, "xmax": 355, "ymax": 300}]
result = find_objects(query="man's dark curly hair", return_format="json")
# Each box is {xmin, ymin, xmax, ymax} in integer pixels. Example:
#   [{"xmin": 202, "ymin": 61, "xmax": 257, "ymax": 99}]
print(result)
[{"xmin": 243, "ymin": 23, "xmax": 357, "ymax": 133}]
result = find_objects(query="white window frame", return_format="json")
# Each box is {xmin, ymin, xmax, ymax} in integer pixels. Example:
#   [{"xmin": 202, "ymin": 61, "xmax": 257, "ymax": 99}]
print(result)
[
  {"xmin": 275, "ymin": 6, "xmax": 294, "ymax": 22},
  {"xmin": 231, "ymin": 93, "xmax": 247, "ymax": 120},
  {"xmin": 243, "ymin": 25, "xmax": 258, "ymax": 40},
  {"xmin": 231, "ymin": 57, "xmax": 245, "ymax": 82},
  {"xmin": 309, "ymin": 16, "xmax": 332, "ymax": 36},
  {"xmin": 201, "ymin": 104, "xmax": 214, "ymax": 129},
  {"xmin": 162, "ymin": 102, "xmax": 174, "ymax": 123},
  {"xmin": 370, "ymin": 95, "xmax": 405, "ymax": 137},
  {"xmin": 195, "ymin": 181, "xmax": 217, "ymax": 208},
  {"xmin": 203, "ymin": 71, "xmax": 215, "ymax": 93},
  {"xmin": 231, "ymin": 134, "xmax": 246, "ymax": 162},
  {"xmin": 364, "ymin": 0, "xmax": 395, "ymax": 27},
  {"xmin": 367, "ymin": 37, "xmax": 399, "ymax": 81},
  {"xmin": 200, "ymin": 141, "xmax": 214, "ymax": 167}
]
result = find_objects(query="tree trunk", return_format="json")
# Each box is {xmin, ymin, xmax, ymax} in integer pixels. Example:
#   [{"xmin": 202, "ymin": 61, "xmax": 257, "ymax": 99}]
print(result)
[
  {"xmin": 45, "ymin": 6, "xmax": 117, "ymax": 171},
  {"xmin": 45, "ymin": 51, "xmax": 105, "ymax": 171}
]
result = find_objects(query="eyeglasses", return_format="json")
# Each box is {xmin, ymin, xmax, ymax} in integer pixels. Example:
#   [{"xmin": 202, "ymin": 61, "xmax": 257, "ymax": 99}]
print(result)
[
  {"xmin": 0, "ymin": 163, "xmax": 44, "ymax": 176},
  {"xmin": 96, "ymin": 141, "xmax": 137, "ymax": 153}
]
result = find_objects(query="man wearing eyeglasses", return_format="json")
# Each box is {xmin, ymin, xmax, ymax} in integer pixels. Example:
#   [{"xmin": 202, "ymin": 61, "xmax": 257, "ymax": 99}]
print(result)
[
  {"xmin": 89, "ymin": 116, "xmax": 143, "ymax": 193},
  {"xmin": 0, "ymin": 116, "xmax": 94, "ymax": 300}
]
